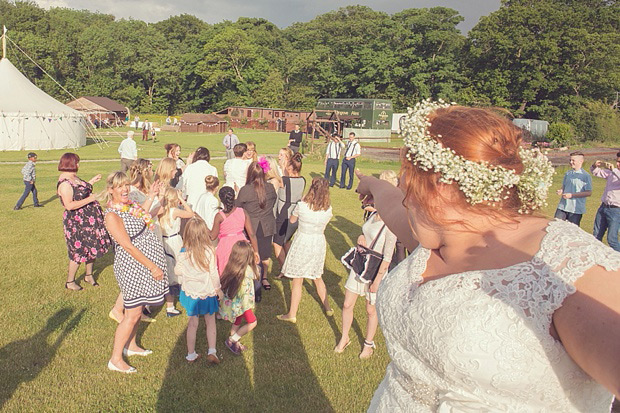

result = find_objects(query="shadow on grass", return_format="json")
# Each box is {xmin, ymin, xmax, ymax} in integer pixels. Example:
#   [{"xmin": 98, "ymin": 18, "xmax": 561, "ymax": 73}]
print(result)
[
  {"xmin": 0, "ymin": 308, "xmax": 85, "ymax": 409},
  {"xmin": 156, "ymin": 282, "xmax": 333, "ymax": 412}
]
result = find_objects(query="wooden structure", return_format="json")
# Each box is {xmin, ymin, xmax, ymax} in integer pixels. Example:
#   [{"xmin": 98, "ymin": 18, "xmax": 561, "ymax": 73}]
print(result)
[
  {"xmin": 216, "ymin": 106, "xmax": 311, "ymax": 132},
  {"xmin": 180, "ymin": 113, "xmax": 228, "ymax": 133},
  {"xmin": 66, "ymin": 96, "xmax": 128, "ymax": 127}
]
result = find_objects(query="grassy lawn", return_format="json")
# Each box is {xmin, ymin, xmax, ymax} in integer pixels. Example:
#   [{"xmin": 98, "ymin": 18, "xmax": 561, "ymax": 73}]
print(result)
[{"xmin": 0, "ymin": 144, "xmax": 609, "ymax": 411}]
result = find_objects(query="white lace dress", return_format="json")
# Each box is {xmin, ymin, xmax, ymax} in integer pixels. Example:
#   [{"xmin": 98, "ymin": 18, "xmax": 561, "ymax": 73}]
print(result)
[
  {"xmin": 369, "ymin": 220, "xmax": 620, "ymax": 412},
  {"xmin": 281, "ymin": 202, "xmax": 333, "ymax": 279}
]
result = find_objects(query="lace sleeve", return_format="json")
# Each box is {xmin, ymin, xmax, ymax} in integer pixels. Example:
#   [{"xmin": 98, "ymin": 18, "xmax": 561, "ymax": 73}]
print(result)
[
  {"xmin": 533, "ymin": 220, "xmax": 620, "ymax": 325},
  {"xmin": 381, "ymin": 228, "xmax": 397, "ymax": 263}
]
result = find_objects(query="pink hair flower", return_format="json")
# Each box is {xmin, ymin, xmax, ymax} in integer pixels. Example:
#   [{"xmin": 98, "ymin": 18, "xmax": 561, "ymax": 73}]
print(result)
[{"xmin": 258, "ymin": 157, "xmax": 271, "ymax": 173}]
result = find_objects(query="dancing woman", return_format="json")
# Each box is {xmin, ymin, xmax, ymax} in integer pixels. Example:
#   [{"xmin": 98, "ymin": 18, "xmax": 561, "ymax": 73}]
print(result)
[
  {"xmin": 357, "ymin": 102, "xmax": 620, "ymax": 411},
  {"xmin": 103, "ymin": 172, "xmax": 168, "ymax": 373}
]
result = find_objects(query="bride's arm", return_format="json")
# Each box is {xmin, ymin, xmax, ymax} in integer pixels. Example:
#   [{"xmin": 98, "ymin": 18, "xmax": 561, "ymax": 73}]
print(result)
[
  {"xmin": 552, "ymin": 265, "xmax": 620, "ymax": 397},
  {"xmin": 356, "ymin": 171, "xmax": 418, "ymax": 251}
]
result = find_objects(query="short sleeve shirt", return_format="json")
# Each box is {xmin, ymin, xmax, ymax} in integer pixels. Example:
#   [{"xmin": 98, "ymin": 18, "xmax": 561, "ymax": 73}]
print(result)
[{"xmin": 557, "ymin": 168, "xmax": 592, "ymax": 214}]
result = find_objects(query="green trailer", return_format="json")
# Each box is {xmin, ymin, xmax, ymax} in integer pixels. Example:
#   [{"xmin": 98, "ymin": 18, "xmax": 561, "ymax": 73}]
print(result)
[{"xmin": 312, "ymin": 98, "xmax": 393, "ymax": 142}]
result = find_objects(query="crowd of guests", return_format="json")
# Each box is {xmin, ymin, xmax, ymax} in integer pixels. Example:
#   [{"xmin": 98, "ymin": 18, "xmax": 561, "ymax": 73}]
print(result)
[
  {"xmin": 47, "ymin": 136, "xmax": 397, "ymax": 374},
  {"xmin": 13, "ymin": 108, "xmax": 620, "ymax": 409}
]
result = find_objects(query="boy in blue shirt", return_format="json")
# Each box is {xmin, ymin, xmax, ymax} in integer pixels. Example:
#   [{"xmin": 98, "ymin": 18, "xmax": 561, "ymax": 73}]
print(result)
[
  {"xmin": 554, "ymin": 151, "xmax": 591, "ymax": 226},
  {"xmin": 14, "ymin": 152, "xmax": 42, "ymax": 210}
]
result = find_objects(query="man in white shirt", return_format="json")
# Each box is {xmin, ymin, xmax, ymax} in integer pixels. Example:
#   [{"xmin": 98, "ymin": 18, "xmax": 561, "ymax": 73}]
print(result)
[
  {"xmin": 222, "ymin": 129, "xmax": 240, "ymax": 159},
  {"xmin": 118, "ymin": 131, "xmax": 137, "ymax": 172},
  {"xmin": 324, "ymin": 133, "xmax": 344, "ymax": 187},
  {"xmin": 339, "ymin": 132, "xmax": 361, "ymax": 190},
  {"xmin": 182, "ymin": 147, "xmax": 219, "ymax": 207}
]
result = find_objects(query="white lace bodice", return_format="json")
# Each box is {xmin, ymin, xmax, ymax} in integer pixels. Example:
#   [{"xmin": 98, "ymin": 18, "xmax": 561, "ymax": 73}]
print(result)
[{"xmin": 370, "ymin": 220, "xmax": 620, "ymax": 412}]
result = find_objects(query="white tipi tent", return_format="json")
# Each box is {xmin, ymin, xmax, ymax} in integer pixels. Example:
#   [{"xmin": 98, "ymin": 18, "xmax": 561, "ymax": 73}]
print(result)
[{"xmin": 0, "ymin": 57, "xmax": 87, "ymax": 151}]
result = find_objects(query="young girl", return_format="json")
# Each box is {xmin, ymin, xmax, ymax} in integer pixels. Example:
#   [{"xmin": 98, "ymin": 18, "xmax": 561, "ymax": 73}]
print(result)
[
  {"xmin": 277, "ymin": 177, "xmax": 334, "ymax": 323},
  {"xmin": 219, "ymin": 241, "xmax": 259, "ymax": 355},
  {"xmin": 195, "ymin": 175, "xmax": 220, "ymax": 231},
  {"xmin": 210, "ymin": 186, "xmax": 260, "ymax": 275},
  {"xmin": 158, "ymin": 187, "xmax": 194, "ymax": 315},
  {"xmin": 175, "ymin": 217, "xmax": 221, "ymax": 364},
  {"xmin": 243, "ymin": 141, "xmax": 258, "ymax": 162}
]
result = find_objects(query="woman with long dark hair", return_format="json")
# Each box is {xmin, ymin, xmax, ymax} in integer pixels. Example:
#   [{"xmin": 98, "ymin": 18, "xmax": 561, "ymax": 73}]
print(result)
[{"xmin": 236, "ymin": 161, "xmax": 277, "ymax": 295}]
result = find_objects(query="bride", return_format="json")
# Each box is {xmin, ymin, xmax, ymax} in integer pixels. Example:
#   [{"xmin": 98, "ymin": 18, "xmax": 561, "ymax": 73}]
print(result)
[{"xmin": 357, "ymin": 101, "xmax": 620, "ymax": 411}]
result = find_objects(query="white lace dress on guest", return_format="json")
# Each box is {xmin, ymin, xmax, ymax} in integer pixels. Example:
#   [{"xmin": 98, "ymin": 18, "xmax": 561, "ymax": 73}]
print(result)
[
  {"xmin": 281, "ymin": 202, "xmax": 332, "ymax": 279},
  {"xmin": 369, "ymin": 220, "xmax": 620, "ymax": 412}
]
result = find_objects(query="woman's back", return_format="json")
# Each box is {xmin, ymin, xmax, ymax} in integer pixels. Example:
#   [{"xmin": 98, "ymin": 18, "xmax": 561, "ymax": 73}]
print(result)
[
  {"xmin": 296, "ymin": 202, "xmax": 332, "ymax": 235},
  {"xmin": 218, "ymin": 208, "xmax": 245, "ymax": 237}
]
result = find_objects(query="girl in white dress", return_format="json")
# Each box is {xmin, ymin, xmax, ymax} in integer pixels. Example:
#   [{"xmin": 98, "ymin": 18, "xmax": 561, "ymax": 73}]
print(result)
[
  {"xmin": 357, "ymin": 103, "xmax": 620, "ymax": 412},
  {"xmin": 158, "ymin": 187, "xmax": 195, "ymax": 316},
  {"xmin": 223, "ymin": 144, "xmax": 252, "ymax": 195},
  {"xmin": 277, "ymin": 177, "xmax": 334, "ymax": 323},
  {"xmin": 194, "ymin": 175, "xmax": 220, "ymax": 231}
]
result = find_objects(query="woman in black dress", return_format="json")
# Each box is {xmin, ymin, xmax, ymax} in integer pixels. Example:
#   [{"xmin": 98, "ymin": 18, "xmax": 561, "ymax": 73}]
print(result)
[
  {"xmin": 236, "ymin": 162, "xmax": 277, "ymax": 294},
  {"xmin": 56, "ymin": 153, "xmax": 111, "ymax": 290}
]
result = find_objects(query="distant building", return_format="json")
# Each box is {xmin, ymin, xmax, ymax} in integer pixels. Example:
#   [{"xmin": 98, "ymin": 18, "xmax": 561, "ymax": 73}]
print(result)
[
  {"xmin": 179, "ymin": 113, "xmax": 228, "ymax": 133},
  {"xmin": 66, "ymin": 96, "xmax": 128, "ymax": 127},
  {"xmin": 512, "ymin": 118, "xmax": 549, "ymax": 140},
  {"xmin": 215, "ymin": 106, "xmax": 311, "ymax": 132}
]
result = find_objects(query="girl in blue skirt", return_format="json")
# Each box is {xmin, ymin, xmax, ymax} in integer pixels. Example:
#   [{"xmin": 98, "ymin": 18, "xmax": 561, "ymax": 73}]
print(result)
[{"xmin": 175, "ymin": 217, "xmax": 223, "ymax": 364}]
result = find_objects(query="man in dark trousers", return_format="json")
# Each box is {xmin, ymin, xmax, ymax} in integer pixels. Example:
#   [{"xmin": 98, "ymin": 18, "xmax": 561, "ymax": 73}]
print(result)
[
  {"xmin": 324, "ymin": 133, "xmax": 343, "ymax": 187},
  {"xmin": 288, "ymin": 124, "xmax": 303, "ymax": 153},
  {"xmin": 339, "ymin": 132, "xmax": 361, "ymax": 190}
]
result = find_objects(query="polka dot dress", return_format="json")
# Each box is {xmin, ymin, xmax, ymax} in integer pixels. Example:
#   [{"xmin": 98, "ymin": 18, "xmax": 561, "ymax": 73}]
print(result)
[{"xmin": 105, "ymin": 208, "xmax": 169, "ymax": 308}]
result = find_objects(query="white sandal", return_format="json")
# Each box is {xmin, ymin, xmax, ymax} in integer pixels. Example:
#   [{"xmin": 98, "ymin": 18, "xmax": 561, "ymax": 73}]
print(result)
[{"xmin": 359, "ymin": 340, "xmax": 376, "ymax": 359}]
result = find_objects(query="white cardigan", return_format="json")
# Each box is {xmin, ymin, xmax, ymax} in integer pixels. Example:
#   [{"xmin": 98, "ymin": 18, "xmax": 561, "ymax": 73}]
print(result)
[{"xmin": 175, "ymin": 248, "xmax": 220, "ymax": 299}]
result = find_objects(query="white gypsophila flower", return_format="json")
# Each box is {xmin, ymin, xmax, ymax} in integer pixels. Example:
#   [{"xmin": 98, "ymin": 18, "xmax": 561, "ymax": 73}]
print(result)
[{"xmin": 401, "ymin": 99, "xmax": 554, "ymax": 214}]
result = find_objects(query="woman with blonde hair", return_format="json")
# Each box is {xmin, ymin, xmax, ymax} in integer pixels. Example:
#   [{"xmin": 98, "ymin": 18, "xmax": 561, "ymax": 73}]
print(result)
[
  {"xmin": 243, "ymin": 141, "xmax": 258, "ymax": 162},
  {"xmin": 277, "ymin": 177, "xmax": 334, "ymax": 323},
  {"xmin": 103, "ymin": 172, "xmax": 167, "ymax": 373},
  {"xmin": 155, "ymin": 157, "xmax": 181, "ymax": 189},
  {"xmin": 357, "ymin": 102, "xmax": 620, "ymax": 411},
  {"xmin": 277, "ymin": 147, "xmax": 293, "ymax": 176},
  {"xmin": 264, "ymin": 155, "xmax": 282, "ymax": 192}
]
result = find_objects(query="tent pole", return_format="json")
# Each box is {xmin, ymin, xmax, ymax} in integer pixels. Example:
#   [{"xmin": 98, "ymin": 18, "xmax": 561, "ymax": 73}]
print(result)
[{"xmin": 2, "ymin": 26, "xmax": 6, "ymax": 59}]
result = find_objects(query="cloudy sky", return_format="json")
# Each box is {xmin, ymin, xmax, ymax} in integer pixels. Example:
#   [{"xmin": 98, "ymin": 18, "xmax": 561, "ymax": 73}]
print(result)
[{"xmin": 34, "ymin": 0, "xmax": 501, "ymax": 33}]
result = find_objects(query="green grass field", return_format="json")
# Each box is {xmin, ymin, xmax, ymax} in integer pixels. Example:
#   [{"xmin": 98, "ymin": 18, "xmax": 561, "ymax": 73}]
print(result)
[{"xmin": 0, "ymin": 137, "xmax": 609, "ymax": 411}]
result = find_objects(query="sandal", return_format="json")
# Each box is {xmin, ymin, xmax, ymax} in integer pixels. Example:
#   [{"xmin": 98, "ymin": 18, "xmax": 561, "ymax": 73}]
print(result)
[
  {"xmin": 359, "ymin": 340, "xmax": 376, "ymax": 359},
  {"xmin": 65, "ymin": 280, "xmax": 83, "ymax": 291},
  {"xmin": 274, "ymin": 273, "xmax": 286, "ymax": 280},
  {"xmin": 334, "ymin": 339, "xmax": 350, "ymax": 354},
  {"xmin": 84, "ymin": 274, "xmax": 99, "ymax": 287},
  {"xmin": 261, "ymin": 279, "xmax": 271, "ymax": 290}
]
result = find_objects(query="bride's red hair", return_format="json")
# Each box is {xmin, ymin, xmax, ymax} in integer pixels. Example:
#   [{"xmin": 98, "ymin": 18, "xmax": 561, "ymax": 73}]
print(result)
[{"xmin": 400, "ymin": 106, "xmax": 526, "ymax": 226}]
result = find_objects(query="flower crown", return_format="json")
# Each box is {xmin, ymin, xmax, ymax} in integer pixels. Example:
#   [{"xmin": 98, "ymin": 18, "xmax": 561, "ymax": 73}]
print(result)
[{"xmin": 401, "ymin": 99, "xmax": 554, "ymax": 214}]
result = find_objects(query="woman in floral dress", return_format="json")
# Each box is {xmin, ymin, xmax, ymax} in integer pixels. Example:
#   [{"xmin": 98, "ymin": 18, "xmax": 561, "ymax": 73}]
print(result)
[{"xmin": 57, "ymin": 153, "xmax": 111, "ymax": 291}]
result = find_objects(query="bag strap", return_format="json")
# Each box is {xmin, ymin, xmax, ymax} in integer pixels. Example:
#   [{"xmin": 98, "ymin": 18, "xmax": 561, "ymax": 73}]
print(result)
[{"xmin": 368, "ymin": 222, "xmax": 387, "ymax": 250}]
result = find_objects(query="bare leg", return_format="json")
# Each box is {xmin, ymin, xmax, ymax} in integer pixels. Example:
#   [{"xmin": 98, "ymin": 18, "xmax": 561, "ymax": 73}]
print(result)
[
  {"xmin": 261, "ymin": 259, "xmax": 271, "ymax": 288},
  {"xmin": 273, "ymin": 243, "xmax": 286, "ymax": 268},
  {"xmin": 336, "ymin": 290, "xmax": 358, "ymax": 350},
  {"xmin": 110, "ymin": 292, "xmax": 125, "ymax": 323},
  {"xmin": 110, "ymin": 306, "xmax": 142, "ymax": 370},
  {"xmin": 230, "ymin": 324, "xmax": 240, "ymax": 336},
  {"xmin": 66, "ymin": 260, "xmax": 81, "ymax": 290},
  {"xmin": 360, "ymin": 300, "xmax": 378, "ymax": 358},
  {"xmin": 313, "ymin": 277, "xmax": 332, "ymax": 313},
  {"xmin": 283, "ymin": 278, "xmax": 303, "ymax": 319},
  {"xmin": 204, "ymin": 314, "xmax": 216, "ymax": 350},
  {"xmin": 186, "ymin": 316, "xmax": 199, "ymax": 355},
  {"xmin": 236, "ymin": 320, "xmax": 257, "ymax": 338},
  {"xmin": 84, "ymin": 259, "xmax": 96, "ymax": 284}
]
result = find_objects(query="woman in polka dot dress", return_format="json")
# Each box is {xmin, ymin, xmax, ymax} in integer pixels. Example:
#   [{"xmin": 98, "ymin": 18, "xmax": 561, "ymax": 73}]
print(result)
[{"xmin": 103, "ymin": 172, "xmax": 169, "ymax": 374}]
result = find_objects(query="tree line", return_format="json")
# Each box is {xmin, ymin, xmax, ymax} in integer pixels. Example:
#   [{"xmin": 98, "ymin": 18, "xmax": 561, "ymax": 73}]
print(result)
[{"xmin": 0, "ymin": 0, "xmax": 618, "ymax": 142}]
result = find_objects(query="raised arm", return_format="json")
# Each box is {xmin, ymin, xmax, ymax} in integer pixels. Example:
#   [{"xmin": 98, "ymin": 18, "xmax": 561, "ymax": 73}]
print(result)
[
  {"xmin": 355, "ymin": 170, "xmax": 418, "ymax": 251},
  {"xmin": 57, "ymin": 181, "xmax": 96, "ymax": 211},
  {"xmin": 553, "ymin": 264, "xmax": 620, "ymax": 397}
]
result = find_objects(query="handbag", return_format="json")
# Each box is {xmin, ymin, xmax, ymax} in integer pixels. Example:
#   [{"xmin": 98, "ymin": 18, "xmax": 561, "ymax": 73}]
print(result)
[{"xmin": 341, "ymin": 223, "xmax": 386, "ymax": 284}]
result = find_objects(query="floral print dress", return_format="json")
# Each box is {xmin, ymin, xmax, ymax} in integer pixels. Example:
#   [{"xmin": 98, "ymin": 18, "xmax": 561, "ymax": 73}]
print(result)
[
  {"xmin": 219, "ymin": 266, "xmax": 256, "ymax": 322},
  {"xmin": 58, "ymin": 178, "xmax": 111, "ymax": 262}
]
